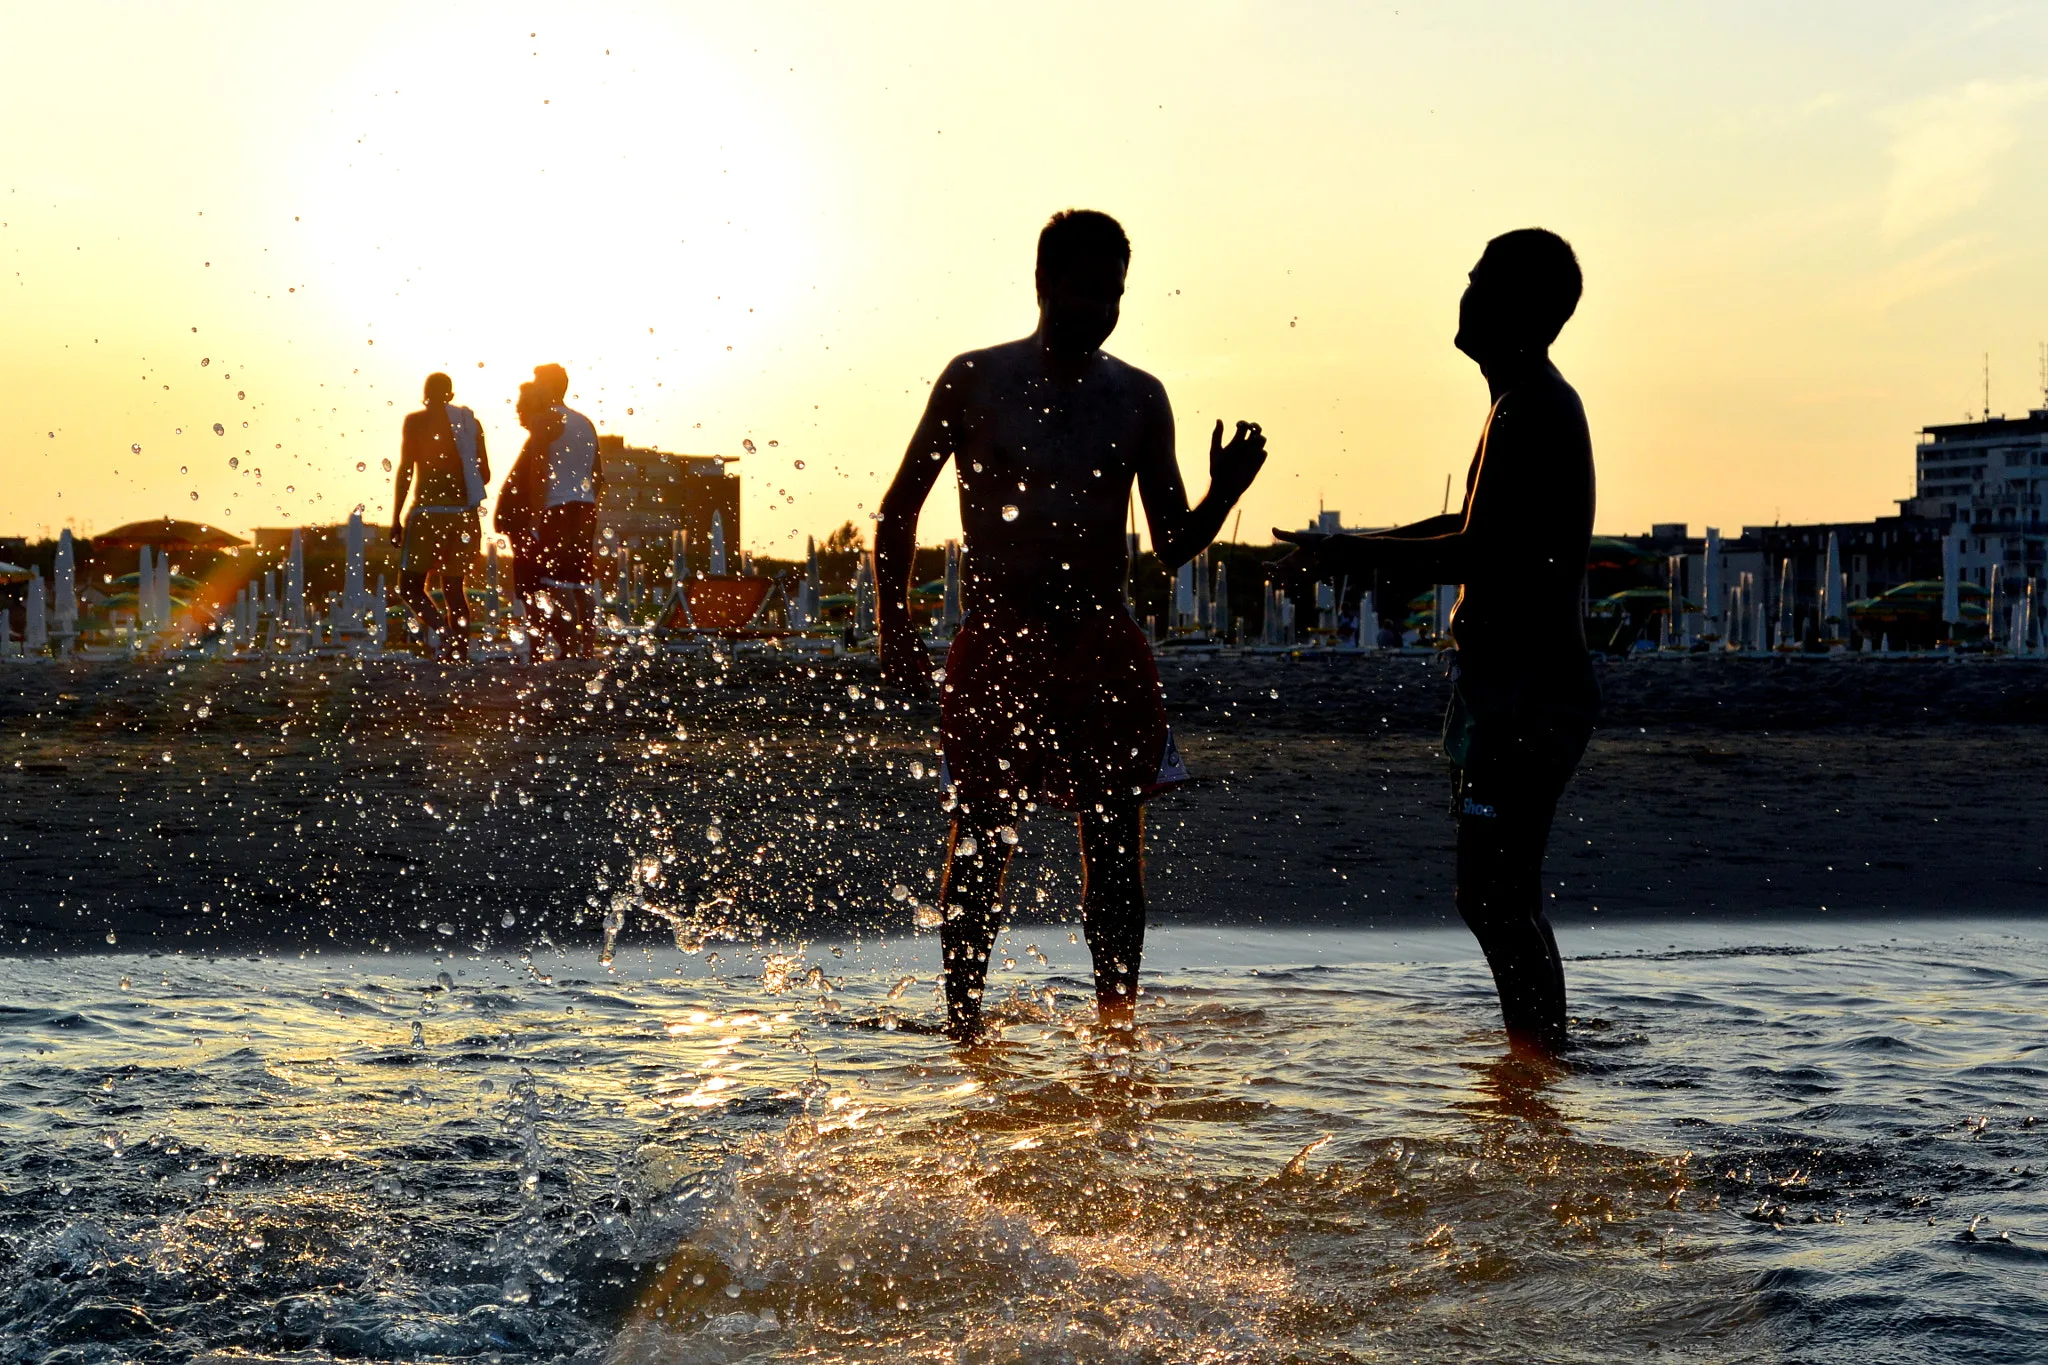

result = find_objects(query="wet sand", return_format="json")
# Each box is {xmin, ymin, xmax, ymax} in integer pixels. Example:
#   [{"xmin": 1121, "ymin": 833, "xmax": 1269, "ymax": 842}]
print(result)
[{"xmin": 2, "ymin": 650, "xmax": 2045, "ymax": 952}]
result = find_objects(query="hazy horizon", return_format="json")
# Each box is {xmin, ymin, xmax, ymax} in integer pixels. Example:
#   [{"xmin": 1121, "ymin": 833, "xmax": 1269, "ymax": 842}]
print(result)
[{"xmin": 6, "ymin": 1, "xmax": 2047, "ymax": 551}]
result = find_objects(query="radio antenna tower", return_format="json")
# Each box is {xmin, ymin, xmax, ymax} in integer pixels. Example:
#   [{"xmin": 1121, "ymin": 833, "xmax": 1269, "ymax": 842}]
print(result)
[{"xmin": 1983, "ymin": 352, "xmax": 1990, "ymax": 421}]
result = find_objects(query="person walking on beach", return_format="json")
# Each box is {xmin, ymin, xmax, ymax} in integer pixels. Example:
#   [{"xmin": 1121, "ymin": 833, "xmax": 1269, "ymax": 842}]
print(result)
[
  {"xmin": 529, "ymin": 363, "xmax": 603, "ymax": 658},
  {"xmin": 495, "ymin": 380, "xmax": 560, "ymax": 637},
  {"xmin": 392, "ymin": 372, "xmax": 489, "ymax": 658},
  {"xmin": 876, "ymin": 209, "xmax": 1269, "ymax": 1041},
  {"xmin": 1276, "ymin": 228, "xmax": 1596, "ymax": 1054}
]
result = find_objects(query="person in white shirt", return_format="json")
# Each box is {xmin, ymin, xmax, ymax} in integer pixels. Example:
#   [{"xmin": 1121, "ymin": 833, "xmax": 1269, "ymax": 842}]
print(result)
[{"xmin": 529, "ymin": 363, "xmax": 603, "ymax": 658}]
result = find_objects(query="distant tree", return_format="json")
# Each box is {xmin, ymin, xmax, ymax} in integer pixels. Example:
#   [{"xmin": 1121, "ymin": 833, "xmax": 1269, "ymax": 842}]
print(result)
[{"xmin": 823, "ymin": 520, "xmax": 865, "ymax": 553}]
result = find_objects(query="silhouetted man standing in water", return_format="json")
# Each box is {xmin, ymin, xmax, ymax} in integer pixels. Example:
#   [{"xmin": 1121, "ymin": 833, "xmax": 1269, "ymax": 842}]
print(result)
[
  {"xmin": 877, "ymin": 210, "xmax": 1269, "ymax": 1041},
  {"xmin": 393, "ymin": 372, "xmax": 489, "ymax": 658},
  {"xmin": 1278, "ymin": 228, "xmax": 1596, "ymax": 1053}
]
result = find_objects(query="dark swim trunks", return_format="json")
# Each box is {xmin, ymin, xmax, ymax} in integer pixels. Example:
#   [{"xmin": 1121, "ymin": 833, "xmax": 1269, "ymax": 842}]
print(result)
[{"xmin": 940, "ymin": 607, "xmax": 1177, "ymax": 811}]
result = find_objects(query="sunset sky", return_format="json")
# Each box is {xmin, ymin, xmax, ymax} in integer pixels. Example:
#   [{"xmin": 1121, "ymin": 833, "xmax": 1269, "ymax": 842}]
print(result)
[{"xmin": 5, "ymin": 2, "xmax": 2047, "ymax": 552}]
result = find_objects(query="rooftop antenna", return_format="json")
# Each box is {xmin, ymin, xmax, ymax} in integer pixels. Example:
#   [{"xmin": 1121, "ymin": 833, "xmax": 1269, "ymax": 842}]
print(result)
[
  {"xmin": 1442, "ymin": 472, "xmax": 1453, "ymax": 515},
  {"xmin": 1984, "ymin": 352, "xmax": 1991, "ymax": 421},
  {"xmin": 2038, "ymin": 341, "xmax": 2046, "ymax": 408}
]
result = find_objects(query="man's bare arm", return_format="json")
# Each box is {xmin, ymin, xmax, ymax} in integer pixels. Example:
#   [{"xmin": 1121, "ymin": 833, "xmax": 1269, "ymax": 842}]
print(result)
[
  {"xmin": 391, "ymin": 423, "xmax": 415, "ymax": 539},
  {"xmin": 1137, "ymin": 389, "xmax": 1267, "ymax": 568},
  {"xmin": 474, "ymin": 422, "xmax": 490, "ymax": 487},
  {"xmin": 875, "ymin": 362, "xmax": 963, "ymax": 687}
]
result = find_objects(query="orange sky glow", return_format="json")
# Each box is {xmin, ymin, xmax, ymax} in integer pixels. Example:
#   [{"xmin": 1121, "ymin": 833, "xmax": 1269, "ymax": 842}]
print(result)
[{"xmin": 5, "ymin": 2, "xmax": 2048, "ymax": 552}]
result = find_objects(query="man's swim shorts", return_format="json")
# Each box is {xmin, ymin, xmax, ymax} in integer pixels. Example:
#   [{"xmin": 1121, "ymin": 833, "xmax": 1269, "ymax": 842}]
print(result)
[{"xmin": 940, "ymin": 606, "xmax": 1176, "ymax": 811}]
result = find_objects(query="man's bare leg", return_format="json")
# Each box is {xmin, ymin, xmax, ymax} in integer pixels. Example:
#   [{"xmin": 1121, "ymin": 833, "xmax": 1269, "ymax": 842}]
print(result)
[
  {"xmin": 1079, "ymin": 801, "xmax": 1146, "ymax": 1028},
  {"xmin": 938, "ymin": 811, "xmax": 1017, "ymax": 1040},
  {"xmin": 399, "ymin": 570, "xmax": 440, "ymax": 654},
  {"xmin": 1455, "ymin": 801, "xmax": 1568, "ymax": 1053}
]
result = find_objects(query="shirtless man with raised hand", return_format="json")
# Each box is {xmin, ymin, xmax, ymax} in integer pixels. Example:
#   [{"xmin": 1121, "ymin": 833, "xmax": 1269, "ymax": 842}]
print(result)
[
  {"xmin": 876, "ymin": 209, "xmax": 1268, "ymax": 1042},
  {"xmin": 1277, "ymin": 228, "xmax": 1597, "ymax": 1054}
]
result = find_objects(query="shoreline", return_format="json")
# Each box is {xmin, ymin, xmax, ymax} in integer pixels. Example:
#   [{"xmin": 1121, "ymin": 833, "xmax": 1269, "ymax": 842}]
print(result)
[{"xmin": 4, "ymin": 651, "xmax": 2045, "ymax": 954}]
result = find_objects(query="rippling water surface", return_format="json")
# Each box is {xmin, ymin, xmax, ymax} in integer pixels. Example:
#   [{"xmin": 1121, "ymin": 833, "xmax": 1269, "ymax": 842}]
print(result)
[{"xmin": 2, "ymin": 916, "xmax": 2044, "ymax": 1363}]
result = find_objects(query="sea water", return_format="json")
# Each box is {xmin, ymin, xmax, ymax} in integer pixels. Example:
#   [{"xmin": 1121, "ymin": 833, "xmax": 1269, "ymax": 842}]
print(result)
[{"xmin": 2, "ymin": 916, "xmax": 2043, "ymax": 1363}]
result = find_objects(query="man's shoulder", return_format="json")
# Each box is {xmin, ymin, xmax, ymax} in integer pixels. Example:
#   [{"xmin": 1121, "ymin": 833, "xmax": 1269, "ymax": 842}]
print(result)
[
  {"xmin": 1496, "ymin": 368, "xmax": 1587, "ymax": 431},
  {"xmin": 1095, "ymin": 350, "xmax": 1167, "ymax": 402}
]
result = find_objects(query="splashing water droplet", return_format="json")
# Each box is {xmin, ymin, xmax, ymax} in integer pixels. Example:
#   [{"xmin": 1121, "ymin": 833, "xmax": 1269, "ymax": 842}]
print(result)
[
  {"xmin": 705, "ymin": 825, "xmax": 723, "ymax": 844},
  {"xmin": 793, "ymin": 459, "xmax": 805, "ymax": 469},
  {"xmin": 189, "ymin": 491, "xmax": 200, "ymax": 501},
  {"xmin": 381, "ymin": 458, "xmax": 393, "ymax": 472},
  {"xmin": 891, "ymin": 883, "xmax": 910, "ymax": 902},
  {"xmin": 213, "ymin": 423, "xmax": 225, "ymax": 436},
  {"xmin": 355, "ymin": 461, "xmax": 366, "ymax": 473},
  {"xmin": 742, "ymin": 438, "xmax": 757, "ymax": 454},
  {"xmin": 913, "ymin": 905, "xmax": 943, "ymax": 929},
  {"xmin": 229, "ymin": 457, "xmax": 239, "ymax": 469},
  {"xmin": 200, "ymin": 357, "xmax": 210, "ymax": 367},
  {"xmin": 236, "ymin": 390, "xmax": 245, "ymax": 400},
  {"xmin": 955, "ymin": 836, "xmax": 978, "ymax": 858},
  {"xmin": 436, "ymin": 971, "xmax": 453, "ymax": 990},
  {"xmin": 132, "ymin": 444, "xmax": 142, "ymax": 454},
  {"xmin": 768, "ymin": 439, "xmax": 779, "ymax": 447},
  {"xmin": 997, "ymin": 825, "xmax": 1019, "ymax": 846},
  {"xmin": 435, "ymin": 922, "xmax": 455, "ymax": 936},
  {"xmin": 909, "ymin": 760, "xmax": 925, "ymax": 780},
  {"xmin": 175, "ymin": 428, "xmax": 183, "ymax": 435},
  {"xmin": 179, "ymin": 466, "xmax": 188, "ymax": 475},
  {"xmin": 105, "ymin": 930, "xmax": 117, "ymax": 945},
  {"xmin": 411, "ymin": 1021, "xmax": 425, "ymax": 1047},
  {"xmin": 887, "ymin": 975, "xmax": 917, "ymax": 1000}
]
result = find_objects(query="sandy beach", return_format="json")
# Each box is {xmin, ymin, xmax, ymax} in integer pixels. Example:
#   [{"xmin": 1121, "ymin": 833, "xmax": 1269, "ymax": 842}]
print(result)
[{"xmin": 2, "ymin": 650, "xmax": 2044, "ymax": 953}]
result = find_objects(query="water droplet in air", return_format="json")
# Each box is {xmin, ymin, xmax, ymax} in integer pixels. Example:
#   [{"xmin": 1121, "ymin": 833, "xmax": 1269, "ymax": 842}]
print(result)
[
  {"xmin": 105, "ymin": 930, "xmax": 117, "ymax": 945},
  {"xmin": 436, "ymin": 971, "xmax": 454, "ymax": 989},
  {"xmin": 768, "ymin": 439, "xmax": 778, "ymax": 447},
  {"xmin": 891, "ymin": 883, "xmax": 910, "ymax": 902},
  {"xmin": 742, "ymin": 439, "xmax": 757, "ymax": 454},
  {"xmin": 997, "ymin": 826, "xmax": 1019, "ymax": 845},
  {"xmin": 913, "ymin": 905, "xmax": 943, "ymax": 929},
  {"xmin": 229, "ymin": 457, "xmax": 238, "ymax": 468},
  {"xmin": 213, "ymin": 423, "xmax": 225, "ymax": 435},
  {"xmin": 837, "ymin": 1254, "xmax": 856, "ymax": 1271},
  {"xmin": 1001, "ymin": 505, "xmax": 1019, "ymax": 522},
  {"xmin": 244, "ymin": 1232, "xmax": 264, "ymax": 1251},
  {"xmin": 174, "ymin": 428, "xmax": 183, "ymax": 435},
  {"xmin": 1269, "ymin": 688, "xmax": 1280, "ymax": 699},
  {"xmin": 189, "ymin": 491, "xmax": 200, "ymax": 501},
  {"xmin": 132, "ymin": 444, "xmax": 142, "ymax": 454},
  {"xmin": 436, "ymin": 922, "xmax": 455, "ymax": 936},
  {"xmin": 411, "ymin": 1021, "xmax": 425, "ymax": 1046},
  {"xmin": 47, "ymin": 432, "xmax": 54, "ymax": 439},
  {"xmin": 626, "ymin": 407, "xmax": 634, "ymax": 416},
  {"xmin": 794, "ymin": 459, "xmax": 805, "ymax": 469},
  {"xmin": 237, "ymin": 390, "xmax": 245, "ymax": 400},
  {"xmin": 356, "ymin": 461, "xmax": 366, "ymax": 473},
  {"xmin": 119, "ymin": 976, "xmax": 131, "ymax": 990},
  {"xmin": 179, "ymin": 466, "xmax": 188, "ymax": 475},
  {"xmin": 705, "ymin": 825, "xmax": 723, "ymax": 844},
  {"xmin": 381, "ymin": 458, "xmax": 393, "ymax": 471},
  {"xmin": 501, "ymin": 912, "xmax": 517, "ymax": 928},
  {"xmin": 909, "ymin": 760, "xmax": 925, "ymax": 780},
  {"xmin": 955, "ymin": 836, "xmax": 978, "ymax": 858}
]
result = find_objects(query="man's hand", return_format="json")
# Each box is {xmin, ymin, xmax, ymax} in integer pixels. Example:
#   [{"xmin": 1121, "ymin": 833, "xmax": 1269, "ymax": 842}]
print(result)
[
  {"xmin": 1210, "ymin": 419, "xmax": 1268, "ymax": 498},
  {"xmin": 879, "ymin": 619, "xmax": 934, "ymax": 698},
  {"xmin": 390, "ymin": 519, "xmax": 404, "ymax": 546},
  {"xmin": 1271, "ymin": 528, "xmax": 1336, "ymax": 590}
]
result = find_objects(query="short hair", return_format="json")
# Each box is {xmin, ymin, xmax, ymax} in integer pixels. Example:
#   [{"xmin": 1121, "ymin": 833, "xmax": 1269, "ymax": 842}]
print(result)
[
  {"xmin": 533, "ymin": 363, "xmax": 569, "ymax": 403},
  {"xmin": 1036, "ymin": 209, "xmax": 1130, "ymax": 286},
  {"xmin": 423, "ymin": 372, "xmax": 454, "ymax": 403},
  {"xmin": 1479, "ymin": 228, "xmax": 1582, "ymax": 343}
]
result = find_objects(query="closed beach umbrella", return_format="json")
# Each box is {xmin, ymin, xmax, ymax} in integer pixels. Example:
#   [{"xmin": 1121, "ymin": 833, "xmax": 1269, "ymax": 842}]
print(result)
[
  {"xmin": 1941, "ymin": 531, "xmax": 1961, "ymax": 630},
  {"xmin": 287, "ymin": 529, "xmax": 307, "ymax": 633},
  {"xmin": 1826, "ymin": 531, "xmax": 1846, "ymax": 639},
  {"xmin": 709, "ymin": 510, "xmax": 728, "ymax": 576},
  {"xmin": 25, "ymin": 570, "xmax": 47, "ymax": 651},
  {"xmin": 54, "ymin": 528, "xmax": 77, "ymax": 639},
  {"xmin": 1703, "ymin": 527, "xmax": 1723, "ymax": 638}
]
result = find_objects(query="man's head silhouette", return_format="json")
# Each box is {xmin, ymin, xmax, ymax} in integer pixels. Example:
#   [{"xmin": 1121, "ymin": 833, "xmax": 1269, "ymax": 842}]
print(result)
[
  {"xmin": 1456, "ymin": 228, "xmax": 1581, "ymax": 365},
  {"xmin": 533, "ymin": 364, "xmax": 569, "ymax": 405},
  {"xmin": 1035, "ymin": 210, "xmax": 1129, "ymax": 357},
  {"xmin": 423, "ymin": 372, "xmax": 454, "ymax": 404}
]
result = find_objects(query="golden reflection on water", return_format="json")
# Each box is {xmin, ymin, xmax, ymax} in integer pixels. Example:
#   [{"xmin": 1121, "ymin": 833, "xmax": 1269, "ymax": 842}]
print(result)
[{"xmin": 613, "ymin": 995, "xmax": 1744, "ymax": 1364}]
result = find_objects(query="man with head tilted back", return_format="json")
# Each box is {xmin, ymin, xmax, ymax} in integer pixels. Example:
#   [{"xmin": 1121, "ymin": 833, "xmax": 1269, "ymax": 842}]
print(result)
[
  {"xmin": 877, "ymin": 209, "xmax": 1269, "ymax": 1042},
  {"xmin": 1277, "ymin": 228, "xmax": 1597, "ymax": 1053},
  {"xmin": 393, "ymin": 371, "xmax": 489, "ymax": 658}
]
